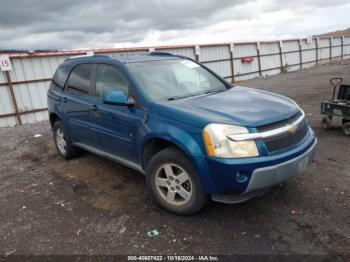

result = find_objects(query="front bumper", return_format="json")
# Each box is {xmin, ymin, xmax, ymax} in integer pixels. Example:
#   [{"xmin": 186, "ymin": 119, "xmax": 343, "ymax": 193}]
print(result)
[
  {"xmin": 193, "ymin": 128, "xmax": 317, "ymax": 198},
  {"xmin": 244, "ymin": 138, "xmax": 317, "ymax": 193},
  {"xmin": 212, "ymin": 138, "xmax": 317, "ymax": 203}
]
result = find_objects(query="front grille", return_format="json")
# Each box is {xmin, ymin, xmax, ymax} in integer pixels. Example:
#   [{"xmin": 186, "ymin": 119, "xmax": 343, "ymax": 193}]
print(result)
[
  {"xmin": 257, "ymin": 111, "xmax": 302, "ymax": 132},
  {"xmin": 257, "ymin": 111, "xmax": 309, "ymax": 153},
  {"xmin": 263, "ymin": 123, "xmax": 309, "ymax": 153}
]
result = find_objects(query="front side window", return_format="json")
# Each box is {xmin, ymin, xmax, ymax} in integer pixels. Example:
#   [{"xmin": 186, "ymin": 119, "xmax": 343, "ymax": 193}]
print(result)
[
  {"xmin": 128, "ymin": 59, "xmax": 227, "ymax": 101},
  {"xmin": 95, "ymin": 64, "xmax": 129, "ymax": 97},
  {"xmin": 67, "ymin": 64, "xmax": 93, "ymax": 95}
]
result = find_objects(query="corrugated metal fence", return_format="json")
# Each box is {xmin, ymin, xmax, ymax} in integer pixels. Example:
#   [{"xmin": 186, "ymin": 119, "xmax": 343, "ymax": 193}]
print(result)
[{"xmin": 1, "ymin": 36, "xmax": 350, "ymax": 127}]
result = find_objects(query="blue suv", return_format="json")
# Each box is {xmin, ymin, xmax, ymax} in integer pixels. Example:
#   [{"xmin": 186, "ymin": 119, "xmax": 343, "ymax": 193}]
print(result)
[{"xmin": 47, "ymin": 52, "xmax": 317, "ymax": 215}]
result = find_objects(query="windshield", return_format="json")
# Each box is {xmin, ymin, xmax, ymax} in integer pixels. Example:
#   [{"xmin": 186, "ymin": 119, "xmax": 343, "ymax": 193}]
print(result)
[{"xmin": 128, "ymin": 59, "xmax": 228, "ymax": 101}]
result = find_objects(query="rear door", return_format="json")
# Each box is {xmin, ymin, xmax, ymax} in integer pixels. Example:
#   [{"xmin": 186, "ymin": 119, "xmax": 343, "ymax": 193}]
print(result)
[
  {"xmin": 62, "ymin": 63, "xmax": 95, "ymax": 146},
  {"xmin": 89, "ymin": 63, "xmax": 144, "ymax": 164}
]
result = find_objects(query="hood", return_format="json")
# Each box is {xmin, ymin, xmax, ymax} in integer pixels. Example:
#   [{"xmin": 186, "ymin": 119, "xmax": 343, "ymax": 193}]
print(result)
[{"xmin": 151, "ymin": 86, "xmax": 300, "ymax": 128}]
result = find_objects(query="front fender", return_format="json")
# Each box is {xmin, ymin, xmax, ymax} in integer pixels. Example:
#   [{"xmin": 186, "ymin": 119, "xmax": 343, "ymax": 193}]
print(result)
[
  {"xmin": 136, "ymin": 114, "xmax": 214, "ymax": 191},
  {"xmin": 140, "ymin": 123, "xmax": 204, "ymax": 157}
]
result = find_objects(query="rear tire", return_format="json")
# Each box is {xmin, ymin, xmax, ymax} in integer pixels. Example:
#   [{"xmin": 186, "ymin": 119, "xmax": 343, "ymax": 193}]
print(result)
[
  {"xmin": 322, "ymin": 116, "xmax": 332, "ymax": 130},
  {"xmin": 343, "ymin": 122, "xmax": 350, "ymax": 136},
  {"xmin": 53, "ymin": 121, "xmax": 79, "ymax": 160},
  {"xmin": 146, "ymin": 147, "xmax": 208, "ymax": 215}
]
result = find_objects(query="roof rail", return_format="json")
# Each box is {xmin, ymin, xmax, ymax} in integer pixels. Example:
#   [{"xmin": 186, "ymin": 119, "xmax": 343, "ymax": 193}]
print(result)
[
  {"xmin": 149, "ymin": 51, "xmax": 174, "ymax": 56},
  {"xmin": 64, "ymin": 52, "xmax": 109, "ymax": 62},
  {"xmin": 149, "ymin": 51, "xmax": 195, "ymax": 62}
]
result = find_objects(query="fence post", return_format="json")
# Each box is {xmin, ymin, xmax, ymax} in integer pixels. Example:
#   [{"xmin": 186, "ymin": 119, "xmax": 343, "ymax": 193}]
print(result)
[
  {"xmin": 299, "ymin": 39, "xmax": 303, "ymax": 70},
  {"xmin": 229, "ymin": 43, "xmax": 235, "ymax": 83},
  {"xmin": 194, "ymin": 45, "xmax": 200, "ymax": 62},
  {"xmin": 341, "ymin": 36, "xmax": 344, "ymax": 61},
  {"xmin": 279, "ymin": 41, "xmax": 283, "ymax": 72},
  {"xmin": 316, "ymin": 38, "xmax": 319, "ymax": 65},
  {"xmin": 256, "ymin": 42, "xmax": 262, "ymax": 77},
  {"xmin": 4, "ymin": 71, "xmax": 22, "ymax": 125},
  {"xmin": 329, "ymin": 37, "xmax": 332, "ymax": 62}
]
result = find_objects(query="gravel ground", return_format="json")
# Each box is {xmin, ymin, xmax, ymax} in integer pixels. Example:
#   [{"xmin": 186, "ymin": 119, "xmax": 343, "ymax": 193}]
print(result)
[{"xmin": 0, "ymin": 61, "xmax": 349, "ymax": 258}]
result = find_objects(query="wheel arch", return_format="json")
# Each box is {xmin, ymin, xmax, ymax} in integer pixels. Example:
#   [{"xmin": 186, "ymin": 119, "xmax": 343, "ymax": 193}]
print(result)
[
  {"xmin": 49, "ymin": 112, "xmax": 61, "ymax": 128},
  {"xmin": 140, "ymin": 127, "xmax": 204, "ymax": 171},
  {"xmin": 142, "ymin": 137, "xmax": 189, "ymax": 170}
]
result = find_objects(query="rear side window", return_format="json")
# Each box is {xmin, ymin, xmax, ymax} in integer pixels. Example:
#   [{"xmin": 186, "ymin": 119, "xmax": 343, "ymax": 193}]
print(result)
[
  {"xmin": 67, "ymin": 64, "xmax": 93, "ymax": 95},
  {"xmin": 51, "ymin": 66, "xmax": 69, "ymax": 88}
]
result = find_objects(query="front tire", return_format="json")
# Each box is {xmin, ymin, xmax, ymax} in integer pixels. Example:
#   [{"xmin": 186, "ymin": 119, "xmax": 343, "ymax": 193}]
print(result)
[
  {"xmin": 53, "ymin": 121, "xmax": 79, "ymax": 160},
  {"xmin": 146, "ymin": 147, "xmax": 208, "ymax": 215}
]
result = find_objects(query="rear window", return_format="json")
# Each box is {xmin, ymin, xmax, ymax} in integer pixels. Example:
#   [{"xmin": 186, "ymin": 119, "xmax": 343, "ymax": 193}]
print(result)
[{"xmin": 66, "ymin": 64, "xmax": 93, "ymax": 95}]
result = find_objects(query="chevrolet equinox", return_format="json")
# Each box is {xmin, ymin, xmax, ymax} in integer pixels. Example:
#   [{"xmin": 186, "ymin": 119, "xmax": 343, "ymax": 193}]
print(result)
[{"xmin": 47, "ymin": 52, "xmax": 317, "ymax": 215}]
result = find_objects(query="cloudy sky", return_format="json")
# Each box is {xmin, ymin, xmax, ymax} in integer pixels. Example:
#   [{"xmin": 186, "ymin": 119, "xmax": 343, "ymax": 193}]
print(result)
[{"xmin": 0, "ymin": 0, "xmax": 349, "ymax": 50}]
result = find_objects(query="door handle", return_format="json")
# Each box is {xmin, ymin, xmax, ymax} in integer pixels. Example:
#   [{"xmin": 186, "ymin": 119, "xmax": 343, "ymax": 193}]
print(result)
[
  {"xmin": 62, "ymin": 97, "xmax": 68, "ymax": 103},
  {"xmin": 90, "ymin": 104, "xmax": 99, "ymax": 111}
]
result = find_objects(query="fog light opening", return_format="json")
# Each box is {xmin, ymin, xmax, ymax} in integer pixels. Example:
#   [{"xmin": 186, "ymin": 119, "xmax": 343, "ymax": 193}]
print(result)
[{"xmin": 236, "ymin": 171, "xmax": 249, "ymax": 183}]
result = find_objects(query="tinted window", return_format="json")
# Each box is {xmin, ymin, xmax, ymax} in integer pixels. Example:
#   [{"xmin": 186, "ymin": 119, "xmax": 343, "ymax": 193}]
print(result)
[
  {"xmin": 95, "ymin": 64, "xmax": 129, "ymax": 97},
  {"xmin": 52, "ymin": 66, "xmax": 69, "ymax": 88},
  {"xmin": 67, "ymin": 64, "xmax": 92, "ymax": 95}
]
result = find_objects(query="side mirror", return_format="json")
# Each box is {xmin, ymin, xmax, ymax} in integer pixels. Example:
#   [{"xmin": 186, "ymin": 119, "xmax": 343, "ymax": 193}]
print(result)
[{"xmin": 103, "ymin": 90, "xmax": 135, "ymax": 106}]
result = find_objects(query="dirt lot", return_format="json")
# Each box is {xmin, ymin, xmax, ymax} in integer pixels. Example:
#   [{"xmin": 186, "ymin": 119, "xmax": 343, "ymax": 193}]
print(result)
[{"xmin": 0, "ymin": 61, "xmax": 349, "ymax": 258}]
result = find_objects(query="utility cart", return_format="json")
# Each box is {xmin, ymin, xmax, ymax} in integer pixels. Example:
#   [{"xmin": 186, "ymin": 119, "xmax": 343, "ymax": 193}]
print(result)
[{"xmin": 321, "ymin": 78, "xmax": 350, "ymax": 136}]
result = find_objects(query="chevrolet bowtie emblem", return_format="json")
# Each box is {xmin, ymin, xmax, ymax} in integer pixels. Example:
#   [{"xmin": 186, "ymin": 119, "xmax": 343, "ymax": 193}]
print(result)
[{"xmin": 288, "ymin": 124, "xmax": 298, "ymax": 133}]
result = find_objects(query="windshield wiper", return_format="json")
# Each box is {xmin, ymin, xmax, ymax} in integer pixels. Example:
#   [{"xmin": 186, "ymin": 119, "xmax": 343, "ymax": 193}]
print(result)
[{"xmin": 168, "ymin": 90, "xmax": 223, "ymax": 101}]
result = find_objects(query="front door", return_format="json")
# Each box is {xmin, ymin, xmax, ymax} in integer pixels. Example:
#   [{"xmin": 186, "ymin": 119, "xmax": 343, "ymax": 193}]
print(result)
[{"xmin": 89, "ymin": 64, "xmax": 144, "ymax": 164}]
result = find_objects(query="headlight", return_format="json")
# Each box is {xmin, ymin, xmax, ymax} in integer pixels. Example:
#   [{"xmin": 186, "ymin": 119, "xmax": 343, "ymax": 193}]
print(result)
[{"xmin": 203, "ymin": 123, "xmax": 259, "ymax": 158}]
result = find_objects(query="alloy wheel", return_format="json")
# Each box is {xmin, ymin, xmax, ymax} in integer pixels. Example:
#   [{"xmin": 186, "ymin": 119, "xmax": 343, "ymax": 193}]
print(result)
[
  {"xmin": 56, "ymin": 128, "xmax": 67, "ymax": 155},
  {"xmin": 154, "ymin": 163, "xmax": 193, "ymax": 206}
]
